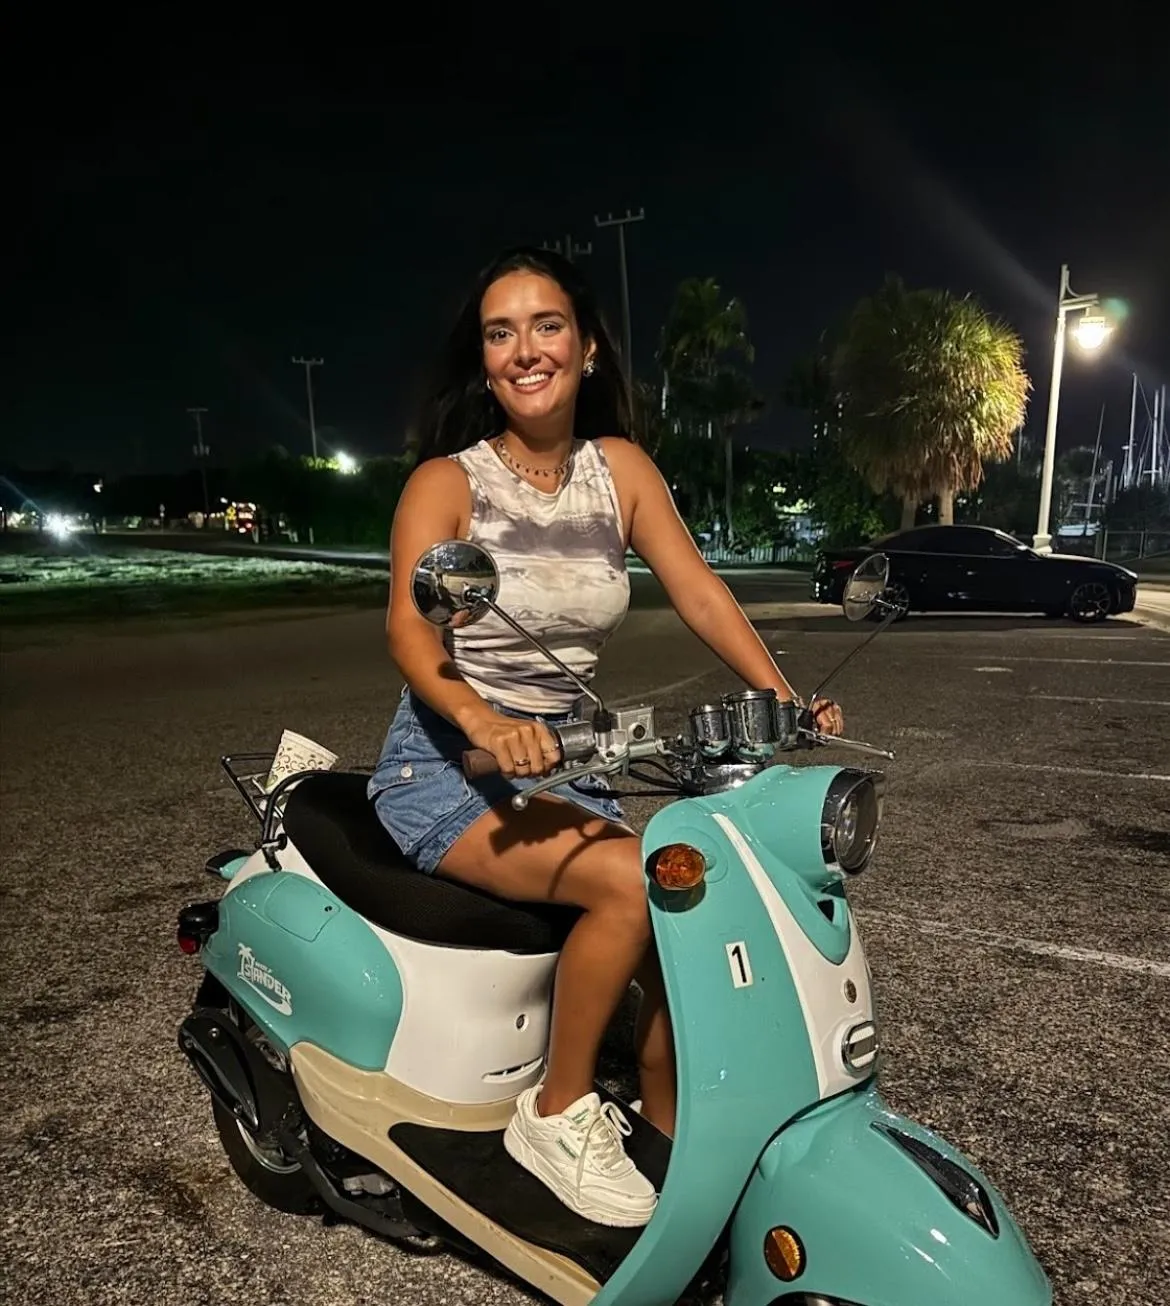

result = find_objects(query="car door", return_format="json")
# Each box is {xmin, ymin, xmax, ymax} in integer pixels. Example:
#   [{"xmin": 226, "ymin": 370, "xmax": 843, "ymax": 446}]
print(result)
[{"xmin": 932, "ymin": 527, "xmax": 1031, "ymax": 610}]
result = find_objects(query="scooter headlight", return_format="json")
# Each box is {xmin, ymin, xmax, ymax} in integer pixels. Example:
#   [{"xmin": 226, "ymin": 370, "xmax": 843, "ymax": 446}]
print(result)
[{"xmin": 821, "ymin": 770, "xmax": 882, "ymax": 873}]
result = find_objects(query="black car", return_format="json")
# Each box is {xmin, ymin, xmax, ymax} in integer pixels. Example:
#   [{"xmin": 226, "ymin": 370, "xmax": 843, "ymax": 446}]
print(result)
[{"xmin": 811, "ymin": 524, "xmax": 1138, "ymax": 623}]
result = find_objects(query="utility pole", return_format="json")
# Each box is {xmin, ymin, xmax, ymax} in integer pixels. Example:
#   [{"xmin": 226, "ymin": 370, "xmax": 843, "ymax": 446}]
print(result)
[
  {"xmin": 291, "ymin": 357, "xmax": 324, "ymax": 458},
  {"xmin": 187, "ymin": 407, "xmax": 210, "ymax": 518},
  {"xmin": 594, "ymin": 208, "xmax": 645, "ymax": 374},
  {"xmin": 541, "ymin": 234, "xmax": 593, "ymax": 263}
]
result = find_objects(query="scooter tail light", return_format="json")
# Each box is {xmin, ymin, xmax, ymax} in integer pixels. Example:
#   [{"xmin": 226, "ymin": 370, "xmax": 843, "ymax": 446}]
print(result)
[
  {"xmin": 763, "ymin": 1226, "xmax": 805, "ymax": 1280},
  {"xmin": 649, "ymin": 844, "xmax": 706, "ymax": 891}
]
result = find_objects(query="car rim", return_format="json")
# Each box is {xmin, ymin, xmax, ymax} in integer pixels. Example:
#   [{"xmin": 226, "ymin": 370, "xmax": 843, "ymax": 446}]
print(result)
[
  {"xmin": 1072, "ymin": 582, "xmax": 1111, "ymax": 619},
  {"xmin": 236, "ymin": 1120, "xmax": 302, "ymax": 1174}
]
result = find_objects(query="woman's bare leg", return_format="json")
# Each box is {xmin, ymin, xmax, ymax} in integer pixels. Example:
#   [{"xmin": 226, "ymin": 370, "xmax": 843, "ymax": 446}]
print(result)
[
  {"xmin": 436, "ymin": 795, "xmax": 655, "ymax": 1116},
  {"xmin": 633, "ymin": 955, "xmax": 676, "ymax": 1136}
]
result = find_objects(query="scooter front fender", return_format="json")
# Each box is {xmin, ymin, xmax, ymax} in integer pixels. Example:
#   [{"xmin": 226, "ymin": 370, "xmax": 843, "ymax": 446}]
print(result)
[{"xmin": 725, "ymin": 1085, "xmax": 1052, "ymax": 1306}]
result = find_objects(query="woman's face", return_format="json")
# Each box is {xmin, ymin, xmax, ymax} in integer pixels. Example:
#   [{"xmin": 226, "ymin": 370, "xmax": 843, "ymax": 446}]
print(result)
[{"xmin": 480, "ymin": 271, "xmax": 596, "ymax": 433}]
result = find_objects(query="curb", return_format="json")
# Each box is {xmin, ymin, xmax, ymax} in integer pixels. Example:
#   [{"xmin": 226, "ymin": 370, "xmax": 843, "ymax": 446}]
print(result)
[{"xmin": 1135, "ymin": 603, "xmax": 1170, "ymax": 636}]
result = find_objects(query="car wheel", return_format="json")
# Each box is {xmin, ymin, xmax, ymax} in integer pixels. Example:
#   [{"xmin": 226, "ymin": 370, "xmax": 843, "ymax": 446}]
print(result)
[
  {"xmin": 1068, "ymin": 580, "xmax": 1114, "ymax": 623},
  {"xmin": 867, "ymin": 580, "xmax": 910, "ymax": 622}
]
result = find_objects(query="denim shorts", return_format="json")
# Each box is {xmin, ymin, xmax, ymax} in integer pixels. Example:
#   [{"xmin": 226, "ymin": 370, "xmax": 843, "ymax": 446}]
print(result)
[{"xmin": 367, "ymin": 690, "xmax": 629, "ymax": 874}]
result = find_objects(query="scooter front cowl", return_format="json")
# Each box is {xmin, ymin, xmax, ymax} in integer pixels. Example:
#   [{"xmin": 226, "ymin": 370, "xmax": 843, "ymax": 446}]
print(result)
[{"xmin": 724, "ymin": 1084, "xmax": 1052, "ymax": 1306}]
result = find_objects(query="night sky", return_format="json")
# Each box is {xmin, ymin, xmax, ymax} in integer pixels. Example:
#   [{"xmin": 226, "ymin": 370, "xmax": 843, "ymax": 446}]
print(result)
[{"xmin": 9, "ymin": 15, "xmax": 1168, "ymax": 476}]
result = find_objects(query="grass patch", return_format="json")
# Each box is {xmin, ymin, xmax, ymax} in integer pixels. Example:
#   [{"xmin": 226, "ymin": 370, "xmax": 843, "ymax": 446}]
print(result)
[{"xmin": 0, "ymin": 545, "xmax": 386, "ymax": 626}]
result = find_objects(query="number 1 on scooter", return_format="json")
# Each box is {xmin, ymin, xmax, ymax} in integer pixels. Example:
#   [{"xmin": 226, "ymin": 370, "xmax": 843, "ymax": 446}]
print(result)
[{"xmin": 726, "ymin": 940, "xmax": 753, "ymax": 988}]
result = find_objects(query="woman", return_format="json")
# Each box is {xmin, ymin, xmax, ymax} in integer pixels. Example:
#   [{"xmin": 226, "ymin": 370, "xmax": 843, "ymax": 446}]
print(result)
[{"xmin": 369, "ymin": 247, "xmax": 842, "ymax": 1230}]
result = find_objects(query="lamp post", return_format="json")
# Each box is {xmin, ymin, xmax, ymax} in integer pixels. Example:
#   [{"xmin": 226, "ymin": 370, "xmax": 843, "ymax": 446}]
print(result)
[{"xmin": 1033, "ymin": 265, "xmax": 1112, "ymax": 553}]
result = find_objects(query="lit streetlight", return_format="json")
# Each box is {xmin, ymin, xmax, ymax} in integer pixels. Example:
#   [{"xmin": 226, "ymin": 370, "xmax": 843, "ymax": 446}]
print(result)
[
  {"xmin": 335, "ymin": 451, "xmax": 358, "ymax": 475},
  {"xmin": 1033, "ymin": 264, "xmax": 1114, "ymax": 553}
]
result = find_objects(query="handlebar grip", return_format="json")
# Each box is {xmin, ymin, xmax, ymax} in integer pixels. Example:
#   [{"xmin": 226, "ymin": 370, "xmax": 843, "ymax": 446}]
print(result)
[{"xmin": 462, "ymin": 749, "xmax": 500, "ymax": 778}]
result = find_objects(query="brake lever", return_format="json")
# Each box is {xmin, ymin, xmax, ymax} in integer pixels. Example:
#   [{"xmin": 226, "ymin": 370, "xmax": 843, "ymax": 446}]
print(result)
[
  {"xmin": 511, "ymin": 756, "xmax": 623, "ymax": 810},
  {"xmin": 798, "ymin": 728, "xmax": 895, "ymax": 760}
]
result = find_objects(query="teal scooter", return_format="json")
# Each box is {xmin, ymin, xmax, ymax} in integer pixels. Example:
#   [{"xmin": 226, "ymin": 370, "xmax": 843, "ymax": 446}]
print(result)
[{"xmin": 176, "ymin": 545, "xmax": 1052, "ymax": 1305}]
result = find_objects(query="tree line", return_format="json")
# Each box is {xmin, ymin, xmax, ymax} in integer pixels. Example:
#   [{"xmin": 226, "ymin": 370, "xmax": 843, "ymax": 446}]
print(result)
[{"xmin": 6, "ymin": 272, "xmax": 1167, "ymax": 550}]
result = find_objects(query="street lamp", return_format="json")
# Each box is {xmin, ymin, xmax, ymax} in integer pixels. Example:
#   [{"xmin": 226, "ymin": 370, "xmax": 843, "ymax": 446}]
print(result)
[
  {"xmin": 335, "ymin": 451, "xmax": 358, "ymax": 474},
  {"xmin": 1033, "ymin": 265, "xmax": 1114, "ymax": 553}
]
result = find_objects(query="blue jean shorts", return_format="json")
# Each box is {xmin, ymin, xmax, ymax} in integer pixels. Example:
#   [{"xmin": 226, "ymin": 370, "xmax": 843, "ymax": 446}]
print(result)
[{"xmin": 367, "ymin": 690, "xmax": 629, "ymax": 874}]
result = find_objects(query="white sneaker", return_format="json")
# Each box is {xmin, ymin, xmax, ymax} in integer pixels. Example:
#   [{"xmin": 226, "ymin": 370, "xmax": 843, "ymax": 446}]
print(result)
[{"xmin": 503, "ymin": 1086, "xmax": 657, "ymax": 1228}]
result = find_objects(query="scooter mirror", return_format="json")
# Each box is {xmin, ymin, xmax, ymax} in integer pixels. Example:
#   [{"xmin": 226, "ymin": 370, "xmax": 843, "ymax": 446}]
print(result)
[
  {"xmin": 412, "ymin": 540, "xmax": 500, "ymax": 627},
  {"xmin": 842, "ymin": 552, "xmax": 891, "ymax": 622}
]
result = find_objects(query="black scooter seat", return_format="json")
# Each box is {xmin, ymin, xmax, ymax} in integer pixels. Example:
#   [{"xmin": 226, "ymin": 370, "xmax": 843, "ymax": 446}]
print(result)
[{"xmin": 282, "ymin": 773, "xmax": 579, "ymax": 953}]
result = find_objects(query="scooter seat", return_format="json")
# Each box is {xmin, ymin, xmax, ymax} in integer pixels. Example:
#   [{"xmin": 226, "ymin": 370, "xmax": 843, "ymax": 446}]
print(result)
[{"xmin": 281, "ymin": 773, "xmax": 580, "ymax": 953}]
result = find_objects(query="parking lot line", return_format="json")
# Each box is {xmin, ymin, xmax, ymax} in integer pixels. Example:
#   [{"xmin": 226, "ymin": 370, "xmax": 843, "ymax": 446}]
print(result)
[
  {"xmin": 968, "ymin": 761, "xmax": 1170, "ymax": 782},
  {"xmin": 859, "ymin": 910, "xmax": 1170, "ymax": 977},
  {"xmin": 991, "ymin": 656, "xmax": 1170, "ymax": 667},
  {"xmin": 1032, "ymin": 694, "xmax": 1170, "ymax": 708}
]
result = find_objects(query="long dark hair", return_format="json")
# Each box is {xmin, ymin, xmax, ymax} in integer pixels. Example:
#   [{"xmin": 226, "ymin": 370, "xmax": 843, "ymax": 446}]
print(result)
[{"xmin": 412, "ymin": 246, "xmax": 633, "ymax": 463}]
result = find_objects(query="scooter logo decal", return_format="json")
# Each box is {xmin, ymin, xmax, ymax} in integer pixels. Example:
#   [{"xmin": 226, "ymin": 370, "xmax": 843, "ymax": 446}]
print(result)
[{"xmin": 236, "ymin": 944, "xmax": 294, "ymax": 1016}]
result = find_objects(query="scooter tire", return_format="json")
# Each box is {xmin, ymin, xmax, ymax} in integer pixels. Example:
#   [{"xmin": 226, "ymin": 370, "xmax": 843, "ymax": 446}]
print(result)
[{"xmin": 212, "ymin": 1097, "xmax": 320, "ymax": 1215}]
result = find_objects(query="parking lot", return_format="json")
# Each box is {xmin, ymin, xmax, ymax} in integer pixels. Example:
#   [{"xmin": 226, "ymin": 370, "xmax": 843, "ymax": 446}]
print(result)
[{"xmin": 2, "ymin": 594, "xmax": 1168, "ymax": 1305}]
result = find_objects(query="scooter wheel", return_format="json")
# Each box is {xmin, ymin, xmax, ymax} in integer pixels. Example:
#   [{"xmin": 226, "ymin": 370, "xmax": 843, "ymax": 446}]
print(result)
[{"xmin": 212, "ymin": 1098, "xmax": 320, "ymax": 1215}]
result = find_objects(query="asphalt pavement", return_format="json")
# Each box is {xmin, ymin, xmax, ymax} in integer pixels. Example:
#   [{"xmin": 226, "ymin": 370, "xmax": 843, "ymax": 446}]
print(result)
[{"xmin": 2, "ymin": 591, "xmax": 1168, "ymax": 1306}]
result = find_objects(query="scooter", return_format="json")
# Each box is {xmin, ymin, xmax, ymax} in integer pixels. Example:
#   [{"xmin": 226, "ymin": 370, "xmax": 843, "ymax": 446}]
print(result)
[{"xmin": 176, "ymin": 545, "xmax": 1053, "ymax": 1306}]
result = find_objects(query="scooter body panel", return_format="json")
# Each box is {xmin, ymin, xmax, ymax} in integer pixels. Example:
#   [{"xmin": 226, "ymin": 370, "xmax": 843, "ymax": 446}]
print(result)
[
  {"xmin": 725, "ymin": 1084, "xmax": 1052, "ymax": 1306},
  {"xmin": 202, "ymin": 869, "xmax": 403, "ymax": 1071},
  {"xmin": 593, "ymin": 764, "xmax": 863, "ymax": 1306}
]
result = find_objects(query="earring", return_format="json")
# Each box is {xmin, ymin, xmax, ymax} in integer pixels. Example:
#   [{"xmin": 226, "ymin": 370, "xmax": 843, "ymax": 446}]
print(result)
[
  {"xmin": 583, "ymin": 360, "xmax": 596, "ymax": 377},
  {"xmin": 485, "ymin": 378, "xmax": 493, "ymax": 392}
]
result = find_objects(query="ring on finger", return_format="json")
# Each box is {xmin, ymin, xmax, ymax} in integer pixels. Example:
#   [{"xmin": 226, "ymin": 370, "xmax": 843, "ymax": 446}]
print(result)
[{"xmin": 515, "ymin": 757, "xmax": 532, "ymax": 769}]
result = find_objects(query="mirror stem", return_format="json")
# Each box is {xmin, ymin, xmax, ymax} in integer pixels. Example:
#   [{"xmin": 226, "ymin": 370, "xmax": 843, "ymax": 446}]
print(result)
[
  {"xmin": 806, "ymin": 603, "xmax": 901, "ymax": 705},
  {"xmin": 468, "ymin": 590, "xmax": 608, "ymax": 719}
]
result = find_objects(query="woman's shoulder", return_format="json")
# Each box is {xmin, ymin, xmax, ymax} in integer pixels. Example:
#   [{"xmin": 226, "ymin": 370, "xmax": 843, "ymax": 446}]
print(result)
[
  {"xmin": 399, "ymin": 453, "xmax": 474, "ymax": 511},
  {"xmin": 593, "ymin": 436, "xmax": 658, "ymax": 486}
]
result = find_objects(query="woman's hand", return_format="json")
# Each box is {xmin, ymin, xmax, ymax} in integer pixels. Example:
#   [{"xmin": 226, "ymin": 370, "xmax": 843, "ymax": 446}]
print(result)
[
  {"xmin": 809, "ymin": 697, "xmax": 844, "ymax": 737},
  {"xmin": 464, "ymin": 710, "xmax": 562, "ymax": 779}
]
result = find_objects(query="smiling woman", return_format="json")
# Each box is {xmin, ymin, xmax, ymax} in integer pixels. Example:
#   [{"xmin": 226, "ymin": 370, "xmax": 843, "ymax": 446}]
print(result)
[{"xmin": 367, "ymin": 245, "xmax": 841, "ymax": 1227}]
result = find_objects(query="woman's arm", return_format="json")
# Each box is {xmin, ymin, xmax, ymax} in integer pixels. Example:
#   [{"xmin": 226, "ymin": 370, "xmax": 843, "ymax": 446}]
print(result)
[
  {"xmin": 600, "ymin": 439, "xmax": 842, "ymax": 732},
  {"xmin": 385, "ymin": 461, "xmax": 561, "ymax": 775}
]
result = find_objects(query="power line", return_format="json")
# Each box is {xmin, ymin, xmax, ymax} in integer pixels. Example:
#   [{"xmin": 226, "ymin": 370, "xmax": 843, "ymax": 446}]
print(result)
[
  {"xmin": 541, "ymin": 234, "xmax": 593, "ymax": 262},
  {"xmin": 291, "ymin": 357, "xmax": 324, "ymax": 458},
  {"xmin": 594, "ymin": 208, "xmax": 645, "ymax": 374},
  {"xmin": 187, "ymin": 407, "xmax": 210, "ymax": 517}
]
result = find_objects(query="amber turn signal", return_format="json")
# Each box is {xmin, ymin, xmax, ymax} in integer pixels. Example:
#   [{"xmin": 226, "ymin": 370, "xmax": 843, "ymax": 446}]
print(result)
[
  {"xmin": 651, "ymin": 843, "xmax": 707, "ymax": 890},
  {"xmin": 763, "ymin": 1226, "xmax": 805, "ymax": 1281}
]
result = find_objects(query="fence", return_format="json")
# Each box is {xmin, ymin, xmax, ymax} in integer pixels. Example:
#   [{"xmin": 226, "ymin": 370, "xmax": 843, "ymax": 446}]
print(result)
[
  {"xmin": 1057, "ymin": 529, "xmax": 1170, "ymax": 563},
  {"xmin": 697, "ymin": 540, "xmax": 813, "ymax": 566}
]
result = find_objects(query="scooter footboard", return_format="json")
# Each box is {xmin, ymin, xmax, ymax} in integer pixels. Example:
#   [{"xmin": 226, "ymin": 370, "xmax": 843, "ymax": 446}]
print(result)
[{"xmin": 725, "ymin": 1085, "xmax": 1051, "ymax": 1306}]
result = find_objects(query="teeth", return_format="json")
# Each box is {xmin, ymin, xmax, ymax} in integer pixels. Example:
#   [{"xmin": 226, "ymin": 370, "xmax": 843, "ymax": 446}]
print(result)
[{"xmin": 514, "ymin": 373, "xmax": 550, "ymax": 387}]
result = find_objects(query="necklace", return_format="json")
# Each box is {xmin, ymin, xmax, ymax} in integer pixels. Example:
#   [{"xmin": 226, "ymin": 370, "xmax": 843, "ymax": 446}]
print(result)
[{"xmin": 494, "ymin": 437, "xmax": 574, "ymax": 482}]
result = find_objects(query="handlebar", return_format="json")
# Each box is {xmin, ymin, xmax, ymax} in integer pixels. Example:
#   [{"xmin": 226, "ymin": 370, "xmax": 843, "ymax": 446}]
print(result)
[{"xmin": 462, "ymin": 748, "xmax": 503, "ymax": 778}]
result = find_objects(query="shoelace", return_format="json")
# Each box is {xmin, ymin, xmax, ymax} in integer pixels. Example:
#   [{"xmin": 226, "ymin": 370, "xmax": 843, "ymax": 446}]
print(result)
[{"xmin": 573, "ymin": 1101, "xmax": 634, "ymax": 1195}]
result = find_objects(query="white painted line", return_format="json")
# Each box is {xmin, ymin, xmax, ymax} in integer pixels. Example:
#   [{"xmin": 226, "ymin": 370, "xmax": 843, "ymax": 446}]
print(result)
[
  {"xmin": 967, "ymin": 761, "xmax": 1170, "ymax": 782},
  {"xmin": 859, "ymin": 910, "xmax": 1170, "ymax": 978},
  {"xmin": 1034, "ymin": 694, "xmax": 1170, "ymax": 708},
  {"xmin": 991, "ymin": 656, "xmax": 1170, "ymax": 667},
  {"xmin": 972, "ymin": 666, "xmax": 1012, "ymax": 673},
  {"xmin": 613, "ymin": 668, "xmax": 717, "ymax": 707}
]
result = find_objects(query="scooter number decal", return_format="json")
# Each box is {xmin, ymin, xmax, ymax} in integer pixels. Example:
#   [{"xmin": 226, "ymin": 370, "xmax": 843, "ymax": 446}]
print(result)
[{"xmin": 726, "ymin": 941, "xmax": 753, "ymax": 988}]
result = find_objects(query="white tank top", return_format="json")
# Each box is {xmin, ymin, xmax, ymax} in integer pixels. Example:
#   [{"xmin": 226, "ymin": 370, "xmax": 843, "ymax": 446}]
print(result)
[{"xmin": 446, "ymin": 438, "xmax": 630, "ymax": 714}]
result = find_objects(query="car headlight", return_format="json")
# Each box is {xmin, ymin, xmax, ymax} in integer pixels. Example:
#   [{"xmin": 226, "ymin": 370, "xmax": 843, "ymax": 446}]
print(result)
[{"xmin": 821, "ymin": 769, "xmax": 882, "ymax": 873}]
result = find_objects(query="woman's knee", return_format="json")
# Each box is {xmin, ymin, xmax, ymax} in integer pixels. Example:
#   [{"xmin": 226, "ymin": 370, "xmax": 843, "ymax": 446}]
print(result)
[{"xmin": 588, "ymin": 840, "xmax": 650, "ymax": 927}]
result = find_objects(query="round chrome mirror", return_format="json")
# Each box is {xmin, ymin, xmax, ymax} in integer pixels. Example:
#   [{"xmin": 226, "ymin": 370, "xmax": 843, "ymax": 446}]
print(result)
[
  {"xmin": 842, "ymin": 552, "xmax": 891, "ymax": 622},
  {"xmin": 411, "ymin": 540, "xmax": 499, "ymax": 627}
]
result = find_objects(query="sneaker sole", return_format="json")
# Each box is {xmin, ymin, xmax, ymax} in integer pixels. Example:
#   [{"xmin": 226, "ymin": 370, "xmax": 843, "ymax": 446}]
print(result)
[{"xmin": 502, "ymin": 1120, "xmax": 656, "ymax": 1230}]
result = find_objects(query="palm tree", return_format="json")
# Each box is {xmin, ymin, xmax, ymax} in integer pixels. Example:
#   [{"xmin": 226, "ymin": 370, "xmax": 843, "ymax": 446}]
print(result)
[
  {"xmin": 659, "ymin": 278, "xmax": 761, "ymax": 540},
  {"xmin": 832, "ymin": 278, "xmax": 1030, "ymax": 529}
]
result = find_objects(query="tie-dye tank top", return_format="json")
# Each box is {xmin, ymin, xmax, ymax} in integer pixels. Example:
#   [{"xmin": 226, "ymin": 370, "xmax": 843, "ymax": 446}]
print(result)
[{"xmin": 447, "ymin": 438, "xmax": 631, "ymax": 714}]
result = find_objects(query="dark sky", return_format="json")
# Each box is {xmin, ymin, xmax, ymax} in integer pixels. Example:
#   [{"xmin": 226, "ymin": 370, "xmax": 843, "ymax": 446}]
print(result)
[{"xmin": 7, "ymin": 14, "xmax": 1168, "ymax": 475}]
